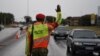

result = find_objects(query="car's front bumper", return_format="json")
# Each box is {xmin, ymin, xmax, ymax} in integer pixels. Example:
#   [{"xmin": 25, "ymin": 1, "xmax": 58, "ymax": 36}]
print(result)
[
  {"xmin": 54, "ymin": 33, "xmax": 67, "ymax": 37},
  {"xmin": 54, "ymin": 34, "xmax": 68, "ymax": 40},
  {"xmin": 72, "ymin": 45, "xmax": 100, "ymax": 53}
]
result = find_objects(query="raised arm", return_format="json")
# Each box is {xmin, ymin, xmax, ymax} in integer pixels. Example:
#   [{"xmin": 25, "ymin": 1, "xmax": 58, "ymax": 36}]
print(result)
[{"xmin": 55, "ymin": 5, "xmax": 62, "ymax": 25}]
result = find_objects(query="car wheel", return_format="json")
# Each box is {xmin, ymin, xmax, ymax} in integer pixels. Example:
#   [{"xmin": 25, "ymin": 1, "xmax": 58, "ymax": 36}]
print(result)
[
  {"xmin": 54, "ymin": 36, "xmax": 57, "ymax": 40},
  {"xmin": 0, "ymin": 27, "xmax": 1, "ymax": 31},
  {"xmin": 70, "ymin": 47, "xmax": 76, "ymax": 55},
  {"xmin": 64, "ymin": 36, "xmax": 67, "ymax": 40},
  {"xmin": 67, "ymin": 46, "xmax": 70, "ymax": 53},
  {"xmin": 99, "ymin": 52, "xmax": 100, "ymax": 56}
]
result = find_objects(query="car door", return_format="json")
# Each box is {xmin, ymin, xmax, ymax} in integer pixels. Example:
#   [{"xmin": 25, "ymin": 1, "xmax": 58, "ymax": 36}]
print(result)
[{"xmin": 67, "ymin": 31, "xmax": 73, "ymax": 47}]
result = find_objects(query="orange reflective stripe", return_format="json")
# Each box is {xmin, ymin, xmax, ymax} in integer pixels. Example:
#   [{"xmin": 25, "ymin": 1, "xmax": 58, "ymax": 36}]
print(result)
[
  {"xmin": 34, "ymin": 36, "xmax": 49, "ymax": 43},
  {"xmin": 33, "ymin": 40, "xmax": 49, "ymax": 48},
  {"xmin": 32, "ymin": 36, "xmax": 50, "ymax": 48},
  {"xmin": 29, "ymin": 22, "xmax": 51, "ymax": 48}
]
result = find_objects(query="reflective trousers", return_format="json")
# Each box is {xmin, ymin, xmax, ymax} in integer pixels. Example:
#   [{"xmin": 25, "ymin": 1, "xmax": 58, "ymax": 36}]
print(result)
[{"xmin": 32, "ymin": 48, "xmax": 48, "ymax": 56}]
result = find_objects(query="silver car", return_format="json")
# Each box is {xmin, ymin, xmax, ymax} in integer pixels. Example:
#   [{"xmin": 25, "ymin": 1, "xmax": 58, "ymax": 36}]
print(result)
[
  {"xmin": 67, "ymin": 29, "xmax": 100, "ymax": 55},
  {"xmin": 52, "ymin": 26, "xmax": 69, "ymax": 40}
]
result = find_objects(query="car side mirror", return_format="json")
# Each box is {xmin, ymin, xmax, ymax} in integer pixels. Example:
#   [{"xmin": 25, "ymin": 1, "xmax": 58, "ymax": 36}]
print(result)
[
  {"xmin": 51, "ymin": 33, "xmax": 54, "ymax": 35},
  {"xmin": 69, "ymin": 35, "xmax": 73, "ymax": 38},
  {"xmin": 97, "ymin": 35, "xmax": 100, "ymax": 38}
]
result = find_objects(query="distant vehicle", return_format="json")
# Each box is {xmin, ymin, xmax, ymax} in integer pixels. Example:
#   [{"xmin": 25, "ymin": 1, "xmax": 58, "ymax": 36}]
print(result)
[
  {"xmin": 98, "ymin": 35, "xmax": 100, "ymax": 38},
  {"xmin": 52, "ymin": 26, "xmax": 69, "ymax": 40},
  {"xmin": 10, "ymin": 24, "xmax": 18, "ymax": 28},
  {"xmin": 0, "ymin": 26, "xmax": 1, "ymax": 31},
  {"xmin": 18, "ymin": 24, "xmax": 24, "ymax": 27},
  {"xmin": 0, "ymin": 25, "xmax": 4, "ymax": 31},
  {"xmin": 20, "ymin": 27, "xmax": 23, "ymax": 31},
  {"xmin": 66, "ymin": 29, "xmax": 100, "ymax": 55}
]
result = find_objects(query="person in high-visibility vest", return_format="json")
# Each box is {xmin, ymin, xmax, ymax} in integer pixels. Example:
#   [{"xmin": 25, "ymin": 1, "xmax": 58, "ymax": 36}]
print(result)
[{"xmin": 25, "ymin": 5, "xmax": 62, "ymax": 56}]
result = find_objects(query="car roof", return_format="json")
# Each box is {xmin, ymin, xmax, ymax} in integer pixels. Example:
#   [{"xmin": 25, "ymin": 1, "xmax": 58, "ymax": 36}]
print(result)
[
  {"xmin": 58, "ymin": 25, "xmax": 65, "ymax": 27},
  {"xmin": 72, "ymin": 29, "xmax": 92, "ymax": 31}
]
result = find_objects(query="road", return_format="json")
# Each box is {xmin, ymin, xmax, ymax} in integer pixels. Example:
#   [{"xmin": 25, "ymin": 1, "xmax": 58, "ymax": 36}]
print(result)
[
  {"xmin": 0, "ymin": 28, "xmax": 96, "ymax": 56},
  {"xmin": 0, "ymin": 28, "xmax": 19, "ymax": 43},
  {"xmin": 0, "ymin": 34, "xmax": 67, "ymax": 56},
  {"xmin": 48, "ymin": 36, "xmax": 67, "ymax": 56}
]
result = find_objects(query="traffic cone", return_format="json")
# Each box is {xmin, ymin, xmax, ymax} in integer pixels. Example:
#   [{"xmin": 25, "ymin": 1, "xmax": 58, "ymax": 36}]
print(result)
[{"xmin": 16, "ymin": 32, "xmax": 19, "ymax": 39}]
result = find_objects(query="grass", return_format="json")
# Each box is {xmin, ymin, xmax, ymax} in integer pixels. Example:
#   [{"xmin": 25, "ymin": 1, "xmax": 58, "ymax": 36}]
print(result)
[{"xmin": 66, "ymin": 26, "xmax": 100, "ymax": 35}]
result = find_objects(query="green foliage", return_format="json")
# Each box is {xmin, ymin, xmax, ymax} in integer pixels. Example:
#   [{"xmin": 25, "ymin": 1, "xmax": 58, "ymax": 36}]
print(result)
[
  {"xmin": 80, "ymin": 15, "xmax": 91, "ymax": 26},
  {"xmin": 45, "ymin": 16, "xmax": 56, "ymax": 23},
  {"xmin": 61, "ymin": 19, "xmax": 67, "ymax": 25},
  {"xmin": 24, "ymin": 16, "xmax": 32, "ymax": 24},
  {"xmin": 0, "ymin": 12, "xmax": 14, "ymax": 25}
]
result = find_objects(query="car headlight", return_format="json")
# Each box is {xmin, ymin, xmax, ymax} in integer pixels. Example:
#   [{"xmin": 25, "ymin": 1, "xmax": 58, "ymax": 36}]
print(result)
[
  {"xmin": 54, "ymin": 31, "xmax": 58, "ymax": 34},
  {"xmin": 74, "ymin": 42, "xmax": 82, "ymax": 45},
  {"xmin": 65, "ymin": 32, "xmax": 68, "ymax": 34},
  {"xmin": 97, "ymin": 43, "xmax": 100, "ymax": 46}
]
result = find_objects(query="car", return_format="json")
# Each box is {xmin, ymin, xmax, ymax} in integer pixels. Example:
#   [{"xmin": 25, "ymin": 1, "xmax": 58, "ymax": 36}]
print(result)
[
  {"xmin": 52, "ymin": 26, "xmax": 69, "ymax": 40},
  {"xmin": 66, "ymin": 29, "xmax": 100, "ymax": 55},
  {"xmin": 10, "ymin": 24, "xmax": 19, "ymax": 28},
  {"xmin": 18, "ymin": 24, "xmax": 24, "ymax": 27},
  {"xmin": 0, "ymin": 24, "xmax": 4, "ymax": 31},
  {"xmin": 98, "ymin": 35, "xmax": 100, "ymax": 38},
  {"xmin": 0, "ymin": 26, "xmax": 1, "ymax": 31}
]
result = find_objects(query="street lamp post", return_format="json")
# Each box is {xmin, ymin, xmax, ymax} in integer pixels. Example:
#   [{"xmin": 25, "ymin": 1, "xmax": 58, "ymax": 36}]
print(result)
[{"xmin": 27, "ymin": 0, "xmax": 29, "ymax": 16}]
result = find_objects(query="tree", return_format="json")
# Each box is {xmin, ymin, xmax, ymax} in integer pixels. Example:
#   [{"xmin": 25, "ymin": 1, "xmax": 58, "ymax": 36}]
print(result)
[
  {"xmin": 6, "ymin": 13, "xmax": 14, "ymax": 24},
  {"xmin": 65, "ymin": 16, "xmax": 72, "ymax": 25},
  {"xmin": 0, "ymin": 12, "xmax": 14, "ymax": 25},
  {"xmin": 24, "ymin": 16, "xmax": 32, "ymax": 24},
  {"xmin": 45, "ymin": 16, "xmax": 56, "ymax": 23},
  {"xmin": 61, "ymin": 19, "xmax": 67, "ymax": 25},
  {"xmin": 80, "ymin": 15, "xmax": 91, "ymax": 26},
  {"xmin": 0, "ymin": 12, "xmax": 3, "ymax": 24}
]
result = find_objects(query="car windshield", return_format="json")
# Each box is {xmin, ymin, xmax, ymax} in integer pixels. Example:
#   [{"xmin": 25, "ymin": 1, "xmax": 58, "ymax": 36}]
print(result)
[
  {"xmin": 55, "ymin": 27, "xmax": 67, "ymax": 31},
  {"xmin": 73, "ymin": 30, "xmax": 97, "ymax": 39}
]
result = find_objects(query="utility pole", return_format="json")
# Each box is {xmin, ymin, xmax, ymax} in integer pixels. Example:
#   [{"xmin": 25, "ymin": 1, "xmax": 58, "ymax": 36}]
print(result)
[{"xmin": 27, "ymin": 0, "xmax": 29, "ymax": 16}]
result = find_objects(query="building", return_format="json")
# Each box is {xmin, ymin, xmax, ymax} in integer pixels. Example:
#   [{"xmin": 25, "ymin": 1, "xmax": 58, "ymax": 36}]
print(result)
[
  {"xmin": 66, "ymin": 17, "xmax": 80, "ymax": 26},
  {"xmin": 97, "ymin": 6, "xmax": 100, "ymax": 26},
  {"xmin": 91, "ymin": 14, "xmax": 96, "ymax": 25},
  {"xmin": 66, "ymin": 14, "xmax": 97, "ymax": 26}
]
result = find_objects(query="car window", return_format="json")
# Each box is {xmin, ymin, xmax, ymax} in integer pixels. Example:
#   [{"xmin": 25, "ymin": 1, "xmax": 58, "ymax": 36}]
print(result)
[
  {"xmin": 55, "ymin": 27, "xmax": 68, "ymax": 31},
  {"xmin": 73, "ymin": 30, "xmax": 97, "ymax": 38},
  {"xmin": 68, "ymin": 30, "xmax": 72, "ymax": 36}
]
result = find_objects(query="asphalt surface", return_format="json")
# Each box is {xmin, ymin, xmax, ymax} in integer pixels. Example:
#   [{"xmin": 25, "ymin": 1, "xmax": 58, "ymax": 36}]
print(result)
[
  {"xmin": 0, "ymin": 28, "xmax": 19, "ymax": 43},
  {"xmin": 0, "ymin": 35, "xmax": 67, "ymax": 56},
  {"xmin": 0, "ymin": 28, "xmax": 98, "ymax": 56},
  {"xmin": 48, "ymin": 36, "xmax": 67, "ymax": 56}
]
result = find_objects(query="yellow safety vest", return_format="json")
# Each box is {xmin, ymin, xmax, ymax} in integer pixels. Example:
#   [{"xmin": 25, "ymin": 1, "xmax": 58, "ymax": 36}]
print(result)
[
  {"xmin": 31, "ymin": 23, "xmax": 49, "ymax": 48},
  {"xmin": 33, "ymin": 24, "xmax": 49, "ymax": 40}
]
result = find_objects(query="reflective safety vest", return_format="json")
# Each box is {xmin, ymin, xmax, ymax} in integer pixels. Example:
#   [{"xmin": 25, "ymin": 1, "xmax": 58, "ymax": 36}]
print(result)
[{"xmin": 32, "ymin": 23, "xmax": 49, "ymax": 48}]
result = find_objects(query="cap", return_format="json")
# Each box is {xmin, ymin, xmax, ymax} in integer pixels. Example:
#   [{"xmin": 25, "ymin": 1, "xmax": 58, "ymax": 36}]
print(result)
[{"xmin": 36, "ymin": 13, "xmax": 45, "ymax": 19}]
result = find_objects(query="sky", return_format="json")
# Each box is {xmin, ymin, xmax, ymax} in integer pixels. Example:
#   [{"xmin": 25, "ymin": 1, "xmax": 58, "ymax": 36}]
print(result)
[{"xmin": 0, "ymin": 0, "xmax": 100, "ymax": 21}]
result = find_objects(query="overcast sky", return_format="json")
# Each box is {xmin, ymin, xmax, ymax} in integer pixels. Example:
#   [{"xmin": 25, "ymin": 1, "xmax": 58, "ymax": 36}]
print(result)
[{"xmin": 0, "ymin": 0, "xmax": 100, "ymax": 21}]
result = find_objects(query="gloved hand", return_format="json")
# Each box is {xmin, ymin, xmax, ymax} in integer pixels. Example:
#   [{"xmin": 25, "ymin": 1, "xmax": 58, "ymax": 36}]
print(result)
[
  {"xmin": 55, "ymin": 5, "xmax": 61, "ymax": 12},
  {"xmin": 25, "ymin": 52, "xmax": 31, "ymax": 56},
  {"xmin": 26, "ymin": 54, "xmax": 31, "ymax": 56}
]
